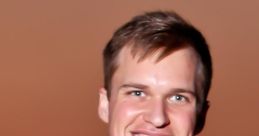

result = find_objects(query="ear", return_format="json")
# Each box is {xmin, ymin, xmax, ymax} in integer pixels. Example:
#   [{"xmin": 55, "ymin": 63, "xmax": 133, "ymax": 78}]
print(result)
[{"xmin": 98, "ymin": 88, "xmax": 109, "ymax": 123}]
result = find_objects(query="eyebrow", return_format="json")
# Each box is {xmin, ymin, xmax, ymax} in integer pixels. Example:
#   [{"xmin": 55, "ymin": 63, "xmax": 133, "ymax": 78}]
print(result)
[
  {"xmin": 118, "ymin": 83, "xmax": 196, "ymax": 96},
  {"xmin": 118, "ymin": 83, "xmax": 148, "ymax": 90},
  {"xmin": 170, "ymin": 88, "xmax": 196, "ymax": 97}
]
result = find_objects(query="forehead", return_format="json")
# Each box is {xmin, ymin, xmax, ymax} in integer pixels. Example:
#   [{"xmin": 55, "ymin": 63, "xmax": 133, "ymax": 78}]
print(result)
[
  {"xmin": 117, "ymin": 45, "xmax": 199, "ymax": 68},
  {"xmin": 112, "ymin": 45, "xmax": 199, "ymax": 91}
]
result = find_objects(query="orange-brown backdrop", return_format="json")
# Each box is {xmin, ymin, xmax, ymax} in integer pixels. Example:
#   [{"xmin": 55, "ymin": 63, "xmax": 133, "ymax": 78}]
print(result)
[{"xmin": 0, "ymin": 1, "xmax": 259, "ymax": 136}]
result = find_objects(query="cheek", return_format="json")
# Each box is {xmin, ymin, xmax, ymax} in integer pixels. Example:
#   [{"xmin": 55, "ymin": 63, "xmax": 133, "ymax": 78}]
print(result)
[
  {"xmin": 169, "ymin": 107, "xmax": 196, "ymax": 132},
  {"xmin": 110, "ymin": 99, "xmax": 144, "ymax": 124},
  {"xmin": 116, "ymin": 101, "xmax": 138, "ymax": 116}
]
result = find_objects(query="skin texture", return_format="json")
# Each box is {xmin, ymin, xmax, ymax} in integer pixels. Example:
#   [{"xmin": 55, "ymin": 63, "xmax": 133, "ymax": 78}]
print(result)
[{"xmin": 99, "ymin": 46, "xmax": 200, "ymax": 136}]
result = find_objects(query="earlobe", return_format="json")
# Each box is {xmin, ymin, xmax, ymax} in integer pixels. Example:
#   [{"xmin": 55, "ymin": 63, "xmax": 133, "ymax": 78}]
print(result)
[{"xmin": 98, "ymin": 88, "xmax": 109, "ymax": 123}]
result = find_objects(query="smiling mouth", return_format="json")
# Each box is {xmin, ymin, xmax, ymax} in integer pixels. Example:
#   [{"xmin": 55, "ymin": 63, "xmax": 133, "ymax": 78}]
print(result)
[
  {"xmin": 132, "ymin": 134, "xmax": 148, "ymax": 136},
  {"xmin": 131, "ymin": 133, "xmax": 170, "ymax": 136},
  {"xmin": 131, "ymin": 130, "xmax": 171, "ymax": 136}
]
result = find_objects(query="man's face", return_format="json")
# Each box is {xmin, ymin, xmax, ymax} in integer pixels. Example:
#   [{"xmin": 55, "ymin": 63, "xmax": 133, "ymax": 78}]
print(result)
[{"xmin": 99, "ymin": 46, "xmax": 200, "ymax": 136}]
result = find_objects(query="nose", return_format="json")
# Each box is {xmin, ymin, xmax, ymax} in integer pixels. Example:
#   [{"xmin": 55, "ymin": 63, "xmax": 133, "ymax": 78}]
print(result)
[{"xmin": 143, "ymin": 99, "xmax": 170, "ymax": 128}]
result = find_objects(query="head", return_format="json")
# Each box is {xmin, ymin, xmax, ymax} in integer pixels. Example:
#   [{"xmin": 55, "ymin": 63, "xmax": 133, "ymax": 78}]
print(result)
[{"xmin": 98, "ymin": 11, "xmax": 212, "ymax": 136}]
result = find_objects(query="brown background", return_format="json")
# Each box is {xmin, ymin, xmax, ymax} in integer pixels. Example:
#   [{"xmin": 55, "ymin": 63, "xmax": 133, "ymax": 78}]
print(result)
[{"xmin": 0, "ymin": 0, "xmax": 259, "ymax": 136}]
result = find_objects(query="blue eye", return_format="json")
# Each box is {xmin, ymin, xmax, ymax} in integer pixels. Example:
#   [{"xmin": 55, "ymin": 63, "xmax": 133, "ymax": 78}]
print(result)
[
  {"xmin": 130, "ymin": 90, "xmax": 145, "ymax": 97},
  {"xmin": 170, "ymin": 95, "xmax": 187, "ymax": 102}
]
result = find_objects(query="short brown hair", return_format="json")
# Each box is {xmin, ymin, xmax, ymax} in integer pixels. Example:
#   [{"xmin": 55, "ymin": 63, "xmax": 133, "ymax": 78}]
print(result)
[{"xmin": 103, "ymin": 10, "xmax": 212, "ymax": 101}]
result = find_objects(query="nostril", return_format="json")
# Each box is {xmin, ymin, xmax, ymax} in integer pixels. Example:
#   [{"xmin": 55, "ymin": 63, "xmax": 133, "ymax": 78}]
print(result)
[
  {"xmin": 143, "ymin": 102, "xmax": 170, "ymax": 128},
  {"xmin": 152, "ymin": 115, "xmax": 170, "ymax": 128}
]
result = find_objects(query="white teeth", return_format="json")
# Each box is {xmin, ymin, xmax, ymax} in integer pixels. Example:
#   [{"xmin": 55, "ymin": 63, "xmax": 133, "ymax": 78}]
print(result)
[{"xmin": 134, "ymin": 134, "xmax": 148, "ymax": 136}]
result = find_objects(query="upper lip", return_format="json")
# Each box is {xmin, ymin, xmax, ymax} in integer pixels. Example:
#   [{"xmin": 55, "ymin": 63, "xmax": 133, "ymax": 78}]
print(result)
[{"xmin": 131, "ymin": 129, "xmax": 171, "ymax": 136}]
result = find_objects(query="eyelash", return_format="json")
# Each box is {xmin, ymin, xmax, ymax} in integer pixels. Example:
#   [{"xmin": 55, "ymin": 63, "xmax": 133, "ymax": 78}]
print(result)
[
  {"xmin": 128, "ymin": 90, "xmax": 145, "ymax": 97},
  {"xmin": 126, "ymin": 90, "xmax": 190, "ymax": 103},
  {"xmin": 169, "ymin": 95, "xmax": 188, "ymax": 103}
]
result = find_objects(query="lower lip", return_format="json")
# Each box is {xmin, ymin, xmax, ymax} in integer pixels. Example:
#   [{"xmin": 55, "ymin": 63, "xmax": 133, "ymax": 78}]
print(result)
[
  {"xmin": 132, "ymin": 134, "xmax": 148, "ymax": 136},
  {"xmin": 131, "ymin": 132, "xmax": 170, "ymax": 136}
]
